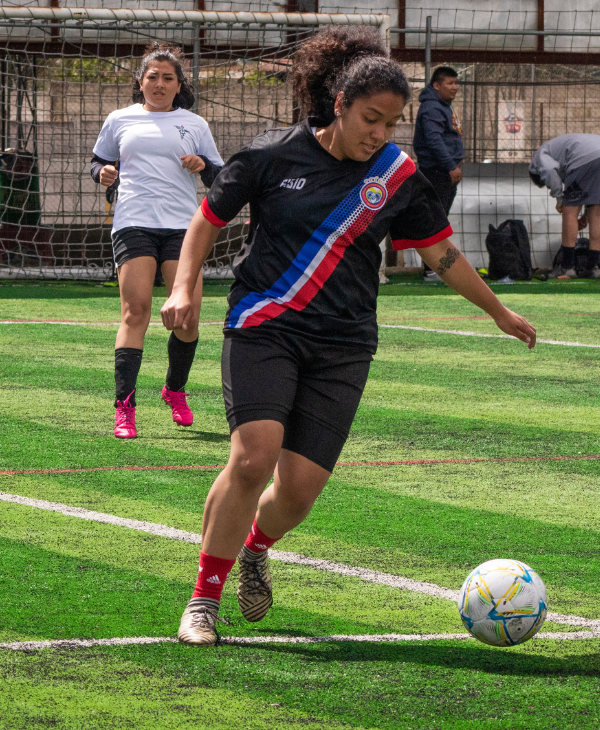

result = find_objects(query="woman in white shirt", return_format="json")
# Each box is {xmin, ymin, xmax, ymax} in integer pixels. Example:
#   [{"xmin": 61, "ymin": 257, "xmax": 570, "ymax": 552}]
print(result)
[{"xmin": 91, "ymin": 42, "xmax": 223, "ymax": 439}]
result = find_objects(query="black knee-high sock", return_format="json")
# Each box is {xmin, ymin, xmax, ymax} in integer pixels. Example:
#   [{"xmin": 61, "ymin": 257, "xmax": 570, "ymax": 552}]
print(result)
[
  {"xmin": 115, "ymin": 347, "xmax": 143, "ymax": 406},
  {"xmin": 165, "ymin": 332, "xmax": 198, "ymax": 392},
  {"xmin": 588, "ymin": 249, "xmax": 600, "ymax": 268},
  {"xmin": 561, "ymin": 246, "xmax": 575, "ymax": 269}
]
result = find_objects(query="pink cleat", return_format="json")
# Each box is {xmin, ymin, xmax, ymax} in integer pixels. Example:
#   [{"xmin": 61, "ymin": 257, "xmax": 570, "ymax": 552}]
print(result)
[
  {"xmin": 162, "ymin": 385, "xmax": 193, "ymax": 427},
  {"xmin": 114, "ymin": 391, "xmax": 137, "ymax": 439}
]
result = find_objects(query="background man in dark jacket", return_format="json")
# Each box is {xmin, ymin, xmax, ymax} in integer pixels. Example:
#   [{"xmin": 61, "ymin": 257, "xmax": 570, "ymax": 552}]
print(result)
[{"xmin": 413, "ymin": 66, "xmax": 465, "ymax": 280}]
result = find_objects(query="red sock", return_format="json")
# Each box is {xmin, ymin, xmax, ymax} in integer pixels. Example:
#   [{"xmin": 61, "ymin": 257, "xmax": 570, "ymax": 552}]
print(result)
[
  {"xmin": 244, "ymin": 518, "xmax": 280, "ymax": 554},
  {"xmin": 191, "ymin": 551, "xmax": 236, "ymax": 600}
]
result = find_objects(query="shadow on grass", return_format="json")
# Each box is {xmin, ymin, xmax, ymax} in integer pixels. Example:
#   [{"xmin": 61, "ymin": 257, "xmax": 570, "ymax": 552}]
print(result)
[
  {"xmin": 227, "ymin": 638, "xmax": 600, "ymax": 677},
  {"xmin": 157, "ymin": 430, "xmax": 230, "ymax": 443}
]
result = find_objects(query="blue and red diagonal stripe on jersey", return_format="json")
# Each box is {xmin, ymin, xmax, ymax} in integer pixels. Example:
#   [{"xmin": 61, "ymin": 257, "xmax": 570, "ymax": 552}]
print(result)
[{"xmin": 227, "ymin": 144, "xmax": 415, "ymax": 330}]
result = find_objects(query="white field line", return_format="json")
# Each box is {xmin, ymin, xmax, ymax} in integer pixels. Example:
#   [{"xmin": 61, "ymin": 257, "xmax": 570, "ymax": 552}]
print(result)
[
  {"xmin": 3, "ymin": 630, "xmax": 600, "ymax": 652},
  {"xmin": 379, "ymin": 323, "xmax": 600, "ymax": 349},
  {"xmin": 2, "ymin": 318, "xmax": 599, "ymax": 349},
  {"xmin": 0, "ymin": 320, "xmax": 222, "ymax": 327},
  {"xmin": 1, "ymin": 491, "xmax": 599, "ymax": 632},
  {"xmin": 0, "ymin": 492, "xmax": 202, "ymax": 544}
]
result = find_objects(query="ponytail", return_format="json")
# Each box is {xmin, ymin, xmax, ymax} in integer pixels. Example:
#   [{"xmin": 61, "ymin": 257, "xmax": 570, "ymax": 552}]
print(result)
[{"xmin": 292, "ymin": 26, "xmax": 410, "ymax": 124}]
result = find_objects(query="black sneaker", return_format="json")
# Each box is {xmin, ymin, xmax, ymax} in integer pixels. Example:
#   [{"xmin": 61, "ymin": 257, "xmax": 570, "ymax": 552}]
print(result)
[{"xmin": 547, "ymin": 266, "xmax": 577, "ymax": 279}]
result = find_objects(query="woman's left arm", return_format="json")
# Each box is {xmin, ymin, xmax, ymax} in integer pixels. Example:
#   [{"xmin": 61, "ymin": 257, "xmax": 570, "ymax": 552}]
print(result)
[
  {"xmin": 180, "ymin": 155, "xmax": 223, "ymax": 188},
  {"xmin": 418, "ymin": 239, "xmax": 536, "ymax": 349}
]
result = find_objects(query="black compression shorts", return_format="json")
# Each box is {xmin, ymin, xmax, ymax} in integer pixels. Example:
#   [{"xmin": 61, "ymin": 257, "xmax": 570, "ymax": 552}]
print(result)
[
  {"xmin": 221, "ymin": 329, "xmax": 372, "ymax": 472},
  {"xmin": 112, "ymin": 227, "xmax": 186, "ymax": 267}
]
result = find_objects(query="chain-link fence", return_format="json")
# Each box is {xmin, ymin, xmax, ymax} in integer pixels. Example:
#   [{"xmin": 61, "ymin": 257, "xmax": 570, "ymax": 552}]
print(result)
[
  {"xmin": 0, "ymin": 8, "xmax": 388, "ymax": 278},
  {"xmin": 0, "ymin": 4, "xmax": 599, "ymax": 277}
]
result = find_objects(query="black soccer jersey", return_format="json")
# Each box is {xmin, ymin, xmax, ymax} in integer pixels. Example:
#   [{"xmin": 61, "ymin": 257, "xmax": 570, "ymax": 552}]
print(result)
[{"xmin": 203, "ymin": 118, "xmax": 451, "ymax": 353}]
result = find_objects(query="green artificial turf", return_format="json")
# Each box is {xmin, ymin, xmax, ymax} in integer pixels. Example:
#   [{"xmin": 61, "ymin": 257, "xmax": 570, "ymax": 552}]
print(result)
[{"xmin": 0, "ymin": 280, "xmax": 599, "ymax": 729}]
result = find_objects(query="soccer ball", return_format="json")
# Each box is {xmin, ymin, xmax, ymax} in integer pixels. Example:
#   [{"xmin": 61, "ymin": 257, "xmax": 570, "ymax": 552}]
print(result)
[{"xmin": 457, "ymin": 559, "xmax": 547, "ymax": 647}]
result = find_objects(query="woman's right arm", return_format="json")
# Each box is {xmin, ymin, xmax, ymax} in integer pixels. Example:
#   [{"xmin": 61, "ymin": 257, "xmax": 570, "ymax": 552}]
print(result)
[
  {"xmin": 92, "ymin": 114, "xmax": 119, "ymax": 187},
  {"xmin": 161, "ymin": 208, "xmax": 221, "ymax": 331}
]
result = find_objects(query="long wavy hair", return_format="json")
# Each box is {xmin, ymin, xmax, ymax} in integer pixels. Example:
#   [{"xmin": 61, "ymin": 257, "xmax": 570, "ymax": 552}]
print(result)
[
  {"xmin": 292, "ymin": 26, "xmax": 411, "ymax": 124},
  {"xmin": 132, "ymin": 42, "xmax": 195, "ymax": 110}
]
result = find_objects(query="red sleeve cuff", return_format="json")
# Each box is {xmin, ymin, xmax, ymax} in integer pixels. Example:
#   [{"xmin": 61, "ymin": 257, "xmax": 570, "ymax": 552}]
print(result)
[
  {"xmin": 392, "ymin": 224, "xmax": 453, "ymax": 251},
  {"xmin": 201, "ymin": 197, "xmax": 228, "ymax": 228}
]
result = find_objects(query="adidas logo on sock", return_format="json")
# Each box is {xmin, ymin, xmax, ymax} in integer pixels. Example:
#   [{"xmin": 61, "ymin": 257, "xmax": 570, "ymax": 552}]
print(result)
[
  {"xmin": 254, "ymin": 543, "xmax": 267, "ymax": 550},
  {"xmin": 206, "ymin": 575, "xmax": 221, "ymax": 585}
]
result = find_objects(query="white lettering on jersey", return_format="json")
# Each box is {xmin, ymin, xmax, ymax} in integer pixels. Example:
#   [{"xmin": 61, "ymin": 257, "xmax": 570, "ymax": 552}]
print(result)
[{"xmin": 280, "ymin": 177, "xmax": 306, "ymax": 190}]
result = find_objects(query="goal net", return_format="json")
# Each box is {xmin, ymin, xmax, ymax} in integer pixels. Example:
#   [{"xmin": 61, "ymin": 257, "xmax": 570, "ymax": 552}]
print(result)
[{"xmin": 0, "ymin": 7, "xmax": 389, "ymax": 280}]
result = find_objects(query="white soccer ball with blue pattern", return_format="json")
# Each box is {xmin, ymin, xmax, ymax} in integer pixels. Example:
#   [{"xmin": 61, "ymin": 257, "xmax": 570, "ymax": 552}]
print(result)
[{"xmin": 458, "ymin": 559, "xmax": 547, "ymax": 647}]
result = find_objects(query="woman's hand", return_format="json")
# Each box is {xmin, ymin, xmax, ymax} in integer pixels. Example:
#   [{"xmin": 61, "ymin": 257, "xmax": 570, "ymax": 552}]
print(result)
[
  {"xmin": 181, "ymin": 155, "xmax": 206, "ymax": 174},
  {"xmin": 556, "ymin": 200, "xmax": 563, "ymax": 214},
  {"xmin": 493, "ymin": 307, "xmax": 536, "ymax": 349},
  {"xmin": 99, "ymin": 165, "xmax": 118, "ymax": 187},
  {"xmin": 161, "ymin": 290, "xmax": 193, "ymax": 331}
]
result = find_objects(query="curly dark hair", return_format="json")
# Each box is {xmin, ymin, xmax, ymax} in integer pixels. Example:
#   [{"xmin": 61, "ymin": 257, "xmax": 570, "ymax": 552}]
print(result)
[
  {"xmin": 292, "ymin": 26, "xmax": 411, "ymax": 124},
  {"xmin": 132, "ymin": 42, "xmax": 195, "ymax": 110}
]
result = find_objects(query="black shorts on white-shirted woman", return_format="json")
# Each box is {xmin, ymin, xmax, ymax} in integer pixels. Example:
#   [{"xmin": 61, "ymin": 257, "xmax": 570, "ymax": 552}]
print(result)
[{"xmin": 111, "ymin": 226, "xmax": 186, "ymax": 267}]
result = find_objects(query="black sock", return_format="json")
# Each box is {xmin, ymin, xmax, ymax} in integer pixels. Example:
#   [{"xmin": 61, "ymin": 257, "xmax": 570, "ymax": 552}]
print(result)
[
  {"xmin": 165, "ymin": 332, "xmax": 198, "ymax": 392},
  {"xmin": 588, "ymin": 249, "xmax": 600, "ymax": 268},
  {"xmin": 115, "ymin": 347, "xmax": 143, "ymax": 406},
  {"xmin": 561, "ymin": 246, "xmax": 575, "ymax": 269}
]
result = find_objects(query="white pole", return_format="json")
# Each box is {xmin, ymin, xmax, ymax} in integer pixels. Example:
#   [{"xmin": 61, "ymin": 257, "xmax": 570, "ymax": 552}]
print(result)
[
  {"xmin": 0, "ymin": 7, "xmax": 386, "ymax": 30},
  {"xmin": 192, "ymin": 22, "xmax": 200, "ymax": 115},
  {"xmin": 378, "ymin": 15, "xmax": 391, "ymax": 54},
  {"xmin": 425, "ymin": 16, "xmax": 432, "ymax": 85}
]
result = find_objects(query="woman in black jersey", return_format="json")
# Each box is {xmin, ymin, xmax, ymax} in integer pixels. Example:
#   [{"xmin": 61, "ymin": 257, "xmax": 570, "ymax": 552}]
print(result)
[
  {"xmin": 91, "ymin": 43, "xmax": 223, "ymax": 439},
  {"xmin": 161, "ymin": 27, "xmax": 536, "ymax": 646}
]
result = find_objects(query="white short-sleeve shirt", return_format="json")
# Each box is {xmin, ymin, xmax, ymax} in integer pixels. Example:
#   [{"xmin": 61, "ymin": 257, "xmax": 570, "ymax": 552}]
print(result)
[{"xmin": 93, "ymin": 103, "xmax": 223, "ymax": 232}]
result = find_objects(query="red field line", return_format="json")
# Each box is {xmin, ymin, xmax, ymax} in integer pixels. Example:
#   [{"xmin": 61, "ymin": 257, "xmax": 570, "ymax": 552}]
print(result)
[
  {"xmin": 2, "ymin": 319, "xmax": 224, "ymax": 325},
  {"xmin": 336, "ymin": 454, "xmax": 600, "ymax": 466},
  {"xmin": 0, "ymin": 464, "xmax": 226, "ymax": 476},
  {"xmin": 2, "ymin": 453, "xmax": 599, "ymax": 476},
  {"xmin": 3, "ymin": 313, "xmax": 598, "ymax": 326}
]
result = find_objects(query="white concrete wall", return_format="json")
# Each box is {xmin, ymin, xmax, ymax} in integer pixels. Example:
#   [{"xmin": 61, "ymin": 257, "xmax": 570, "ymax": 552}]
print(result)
[
  {"xmin": 405, "ymin": 0, "xmax": 538, "ymax": 50},
  {"xmin": 402, "ymin": 174, "xmax": 563, "ymax": 271},
  {"xmin": 544, "ymin": 0, "xmax": 600, "ymax": 52}
]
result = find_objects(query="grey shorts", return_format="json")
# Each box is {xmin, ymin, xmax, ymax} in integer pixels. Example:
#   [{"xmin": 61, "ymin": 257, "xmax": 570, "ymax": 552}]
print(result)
[{"xmin": 563, "ymin": 158, "xmax": 600, "ymax": 207}]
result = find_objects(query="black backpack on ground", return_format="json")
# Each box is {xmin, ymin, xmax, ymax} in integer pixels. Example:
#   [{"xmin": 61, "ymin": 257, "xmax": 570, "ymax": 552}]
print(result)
[
  {"xmin": 485, "ymin": 220, "xmax": 534, "ymax": 280},
  {"xmin": 553, "ymin": 236, "xmax": 589, "ymax": 275}
]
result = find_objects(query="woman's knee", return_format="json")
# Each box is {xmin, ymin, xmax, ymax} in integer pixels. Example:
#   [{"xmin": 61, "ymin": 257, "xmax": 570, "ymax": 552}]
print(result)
[
  {"xmin": 228, "ymin": 451, "xmax": 277, "ymax": 489},
  {"xmin": 122, "ymin": 300, "xmax": 152, "ymax": 328},
  {"xmin": 178, "ymin": 310, "xmax": 199, "ymax": 338},
  {"xmin": 279, "ymin": 488, "xmax": 319, "ymax": 517}
]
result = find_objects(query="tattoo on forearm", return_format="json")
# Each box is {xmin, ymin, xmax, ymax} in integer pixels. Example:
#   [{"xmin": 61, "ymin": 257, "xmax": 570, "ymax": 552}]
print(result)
[{"xmin": 437, "ymin": 247, "xmax": 460, "ymax": 276}]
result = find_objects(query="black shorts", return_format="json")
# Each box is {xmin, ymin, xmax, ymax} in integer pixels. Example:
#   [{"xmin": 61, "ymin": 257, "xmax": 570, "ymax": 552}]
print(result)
[
  {"xmin": 222, "ymin": 329, "xmax": 372, "ymax": 472},
  {"xmin": 112, "ymin": 227, "xmax": 186, "ymax": 267}
]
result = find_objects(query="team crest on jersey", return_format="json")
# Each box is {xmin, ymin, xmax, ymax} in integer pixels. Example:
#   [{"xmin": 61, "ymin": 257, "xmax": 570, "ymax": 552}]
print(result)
[
  {"xmin": 360, "ymin": 178, "xmax": 388, "ymax": 210},
  {"xmin": 175, "ymin": 125, "xmax": 189, "ymax": 139}
]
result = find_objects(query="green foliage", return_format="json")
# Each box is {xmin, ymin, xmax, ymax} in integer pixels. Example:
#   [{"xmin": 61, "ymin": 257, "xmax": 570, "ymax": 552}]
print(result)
[
  {"xmin": 242, "ymin": 68, "xmax": 285, "ymax": 86},
  {"xmin": 43, "ymin": 57, "xmax": 129, "ymax": 84}
]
